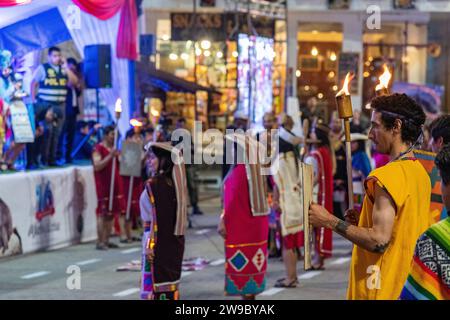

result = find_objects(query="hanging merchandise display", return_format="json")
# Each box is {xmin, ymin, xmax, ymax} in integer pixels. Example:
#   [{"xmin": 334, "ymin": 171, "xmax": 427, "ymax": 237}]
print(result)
[{"xmin": 237, "ymin": 34, "xmax": 274, "ymax": 129}]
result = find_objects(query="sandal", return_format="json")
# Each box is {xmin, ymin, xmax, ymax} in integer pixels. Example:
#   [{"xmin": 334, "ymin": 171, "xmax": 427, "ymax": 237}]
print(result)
[
  {"xmin": 96, "ymin": 243, "xmax": 108, "ymax": 251},
  {"xmin": 107, "ymin": 242, "xmax": 120, "ymax": 249},
  {"xmin": 310, "ymin": 263, "xmax": 325, "ymax": 271},
  {"xmin": 276, "ymin": 277, "xmax": 299, "ymax": 284},
  {"xmin": 274, "ymin": 278, "xmax": 297, "ymax": 288}
]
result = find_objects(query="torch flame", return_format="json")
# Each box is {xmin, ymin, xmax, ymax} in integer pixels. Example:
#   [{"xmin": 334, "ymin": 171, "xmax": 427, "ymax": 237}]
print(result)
[
  {"xmin": 130, "ymin": 118, "xmax": 143, "ymax": 127},
  {"xmin": 336, "ymin": 72, "xmax": 355, "ymax": 97},
  {"xmin": 150, "ymin": 109, "xmax": 160, "ymax": 117},
  {"xmin": 375, "ymin": 64, "xmax": 391, "ymax": 91},
  {"xmin": 115, "ymin": 98, "xmax": 122, "ymax": 113}
]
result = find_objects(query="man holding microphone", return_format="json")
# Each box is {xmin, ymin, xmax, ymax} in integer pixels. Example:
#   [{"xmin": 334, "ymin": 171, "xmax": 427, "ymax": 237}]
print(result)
[{"xmin": 30, "ymin": 46, "xmax": 79, "ymax": 167}]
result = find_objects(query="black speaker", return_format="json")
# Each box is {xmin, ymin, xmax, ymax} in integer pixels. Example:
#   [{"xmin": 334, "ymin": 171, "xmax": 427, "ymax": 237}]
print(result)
[
  {"xmin": 83, "ymin": 44, "xmax": 112, "ymax": 89},
  {"xmin": 140, "ymin": 34, "xmax": 156, "ymax": 56}
]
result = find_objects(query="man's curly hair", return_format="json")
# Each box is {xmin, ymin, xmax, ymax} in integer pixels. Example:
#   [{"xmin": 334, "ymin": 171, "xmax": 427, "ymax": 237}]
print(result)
[
  {"xmin": 430, "ymin": 114, "xmax": 450, "ymax": 145},
  {"xmin": 435, "ymin": 144, "xmax": 450, "ymax": 186},
  {"xmin": 370, "ymin": 93, "xmax": 426, "ymax": 145}
]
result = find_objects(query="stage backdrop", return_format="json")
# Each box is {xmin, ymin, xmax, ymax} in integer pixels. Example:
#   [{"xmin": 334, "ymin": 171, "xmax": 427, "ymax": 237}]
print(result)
[{"xmin": 0, "ymin": 166, "xmax": 97, "ymax": 259}]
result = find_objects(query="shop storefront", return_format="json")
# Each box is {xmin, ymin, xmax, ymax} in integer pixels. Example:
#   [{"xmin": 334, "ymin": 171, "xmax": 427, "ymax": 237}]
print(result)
[
  {"xmin": 361, "ymin": 22, "xmax": 440, "ymax": 115},
  {"xmin": 296, "ymin": 23, "xmax": 343, "ymax": 122},
  {"xmin": 147, "ymin": 11, "xmax": 287, "ymax": 131},
  {"xmin": 287, "ymin": 8, "xmax": 435, "ymax": 125},
  {"xmin": 143, "ymin": 1, "xmax": 449, "ymax": 131},
  {"xmin": 136, "ymin": 61, "xmax": 219, "ymax": 131}
]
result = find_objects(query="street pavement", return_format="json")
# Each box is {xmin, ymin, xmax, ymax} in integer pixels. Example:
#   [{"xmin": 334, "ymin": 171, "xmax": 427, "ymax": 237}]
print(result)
[{"xmin": 0, "ymin": 192, "xmax": 352, "ymax": 300}]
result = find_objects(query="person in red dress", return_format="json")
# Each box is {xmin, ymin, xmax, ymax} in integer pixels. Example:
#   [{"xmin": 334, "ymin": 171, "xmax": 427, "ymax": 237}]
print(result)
[
  {"xmin": 92, "ymin": 125, "xmax": 125, "ymax": 250},
  {"xmin": 119, "ymin": 128, "xmax": 144, "ymax": 243},
  {"xmin": 305, "ymin": 123, "xmax": 334, "ymax": 270},
  {"xmin": 217, "ymin": 133, "xmax": 270, "ymax": 300}
]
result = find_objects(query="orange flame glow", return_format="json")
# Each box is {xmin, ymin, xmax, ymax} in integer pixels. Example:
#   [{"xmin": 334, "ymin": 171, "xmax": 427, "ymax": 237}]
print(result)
[
  {"xmin": 375, "ymin": 64, "xmax": 391, "ymax": 91},
  {"xmin": 150, "ymin": 109, "xmax": 160, "ymax": 117},
  {"xmin": 336, "ymin": 72, "xmax": 355, "ymax": 97},
  {"xmin": 130, "ymin": 119, "xmax": 143, "ymax": 127}
]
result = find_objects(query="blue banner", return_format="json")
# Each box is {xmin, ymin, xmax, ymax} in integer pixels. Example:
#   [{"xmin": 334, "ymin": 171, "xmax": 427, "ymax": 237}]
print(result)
[{"xmin": 0, "ymin": 8, "xmax": 71, "ymax": 57}]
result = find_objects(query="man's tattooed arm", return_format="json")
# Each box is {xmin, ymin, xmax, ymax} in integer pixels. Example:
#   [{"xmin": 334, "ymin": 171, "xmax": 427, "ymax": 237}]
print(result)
[
  {"xmin": 334, "ymin": 219, "xmax": 350, "ymax": 236},
  {"xmin": 330, "ymin": 217, "xmax": 392, "ymax": 254}
]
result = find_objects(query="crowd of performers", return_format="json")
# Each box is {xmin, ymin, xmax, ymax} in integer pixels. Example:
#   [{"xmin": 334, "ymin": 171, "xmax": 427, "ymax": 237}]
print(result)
[
  {"xmin": 134, "ymin": 93, "xmax": 449, "ymax": 300},
  {"xmin": 2, "ymin": 48, "xmax": 449, "ymax": 300}
]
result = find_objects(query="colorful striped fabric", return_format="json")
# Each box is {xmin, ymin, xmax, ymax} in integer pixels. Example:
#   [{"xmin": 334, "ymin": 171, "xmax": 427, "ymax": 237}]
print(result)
[
  {"xmin": 140, "ymin": 188, "xmax": 156, "ymax": 300},
  {"xmin": 413, "ymin": 150, "xmax": 448, "ymax": 222},
  {"xmin": 400, "ymin": 217, "xmax": 450, "ymax": 300}
]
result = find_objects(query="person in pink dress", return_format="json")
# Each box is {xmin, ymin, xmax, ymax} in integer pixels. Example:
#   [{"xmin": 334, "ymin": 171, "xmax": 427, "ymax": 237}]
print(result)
[{"xmin": 218, "ymin": 133, "xmax": 269, "ymax": 300}]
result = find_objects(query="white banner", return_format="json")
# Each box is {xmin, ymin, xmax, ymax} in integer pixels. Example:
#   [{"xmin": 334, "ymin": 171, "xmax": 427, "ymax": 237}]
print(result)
[
  {"xmin": 0, "ymin": 166, "xmax": 98, "ymax": 259},
  {"xmin": 9, "ymin": 100, "xmax": 34, "ymax": 144}
]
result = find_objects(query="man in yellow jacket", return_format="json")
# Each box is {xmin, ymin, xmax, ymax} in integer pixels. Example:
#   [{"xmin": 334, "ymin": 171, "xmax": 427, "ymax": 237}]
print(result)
[{"xmin": 309, "ymin": 93, "xmax": 433, "ymax": 299}]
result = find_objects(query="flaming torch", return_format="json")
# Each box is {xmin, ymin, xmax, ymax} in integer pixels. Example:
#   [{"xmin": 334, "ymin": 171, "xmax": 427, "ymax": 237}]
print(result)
[
  {"xmin": 150, "ymin": 108, "xmax": 160, "ymax": 128},
  {"xmin": 375, "ymin": 64, "xmax": 391, "ymax": 96},
  {"xmin": 109, "ymin": 98, "xmax": 122, "ymax": 212},
  {"xmin": 335, "ymin": 72, "xmax": 355, "ymax": 209},
  {"xmin": 125, "ymin": 118, "xmax": 143, "ymax": 221},
  {"xmin": 130, "ymin": 118, "xmax": 143, "ymax": 134}
]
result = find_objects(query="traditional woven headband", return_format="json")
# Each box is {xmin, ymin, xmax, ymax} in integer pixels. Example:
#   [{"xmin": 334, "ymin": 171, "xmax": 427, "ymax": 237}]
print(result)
[{"xmin": 378, "ymin": 110, "xmax": 416, "ymax": 125}]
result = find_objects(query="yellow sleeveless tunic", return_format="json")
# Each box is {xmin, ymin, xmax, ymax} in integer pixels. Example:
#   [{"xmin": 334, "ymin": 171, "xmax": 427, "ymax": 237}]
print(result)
[{"xmin": 347, "ymin": 159, "xmax": 433, "ymax": 300}]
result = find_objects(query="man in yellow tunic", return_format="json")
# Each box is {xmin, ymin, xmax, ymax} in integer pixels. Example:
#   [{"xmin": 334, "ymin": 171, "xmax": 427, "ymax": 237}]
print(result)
[{"xmin": 309, "ymin": 93, "xmax": 433, "ymax": 300}]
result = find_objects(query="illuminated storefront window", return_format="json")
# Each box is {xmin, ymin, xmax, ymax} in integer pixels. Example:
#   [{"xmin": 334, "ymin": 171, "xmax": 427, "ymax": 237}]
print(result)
[
  {"xmin": 297, "ymin": 23, "xmax": 343, "ymax": 122},
  {"xmin": 154, "ymin": 13, "xmax": 286, "ymax": 131}
]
